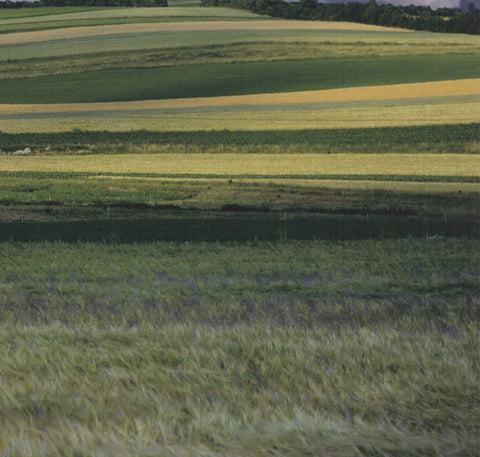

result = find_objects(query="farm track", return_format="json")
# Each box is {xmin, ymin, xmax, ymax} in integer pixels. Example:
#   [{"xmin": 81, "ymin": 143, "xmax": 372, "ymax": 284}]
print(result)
[
  {"xmin": 0, "ymin": 20, "xmax": 411, "ymax": 45},
  {"xmin": 1, "ymin": 79, "xmax": 478, "ymax": 116}
]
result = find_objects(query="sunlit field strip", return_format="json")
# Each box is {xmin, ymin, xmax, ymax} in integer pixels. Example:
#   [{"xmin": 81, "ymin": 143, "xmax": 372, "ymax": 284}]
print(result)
[
  {"xmin": 1, "ymin": 102, "xmax": 478, "ymax": 133},
  {"xmin": 1, "ymin": 153, "xmax": 478, "ymax": 177},
  {"xmin": 0, "ymin": 19, "xmax": 410, "ymax": 45}
]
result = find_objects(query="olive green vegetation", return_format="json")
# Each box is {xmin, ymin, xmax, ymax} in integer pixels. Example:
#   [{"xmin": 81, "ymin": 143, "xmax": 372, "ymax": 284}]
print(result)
[
  {"xmin": 0, "ymin": 7, "xmax": 261, "ymax": 34},
  {"xmin": 1, "ymin": 240, "xmax": 478, "ymax": 329},
  {"xmin": 3, "ymin": 43, "xmax": 480, "ymax": 80},
  {"xmin": 2, "ymin": 124, "xmax": 480, "ymax": 150},
  {"xmin": 1, "ymin": 54, "xmax": 480, "ymax": 103},
  {"xmin": 0, "ymin": 240, "xmax": 479, "ymax": 456},
  {"xmin": 0, "ymin": 6, "xmax": 257, "ymax": 23},
  {"xmin": 0, "ymin": 173, "xmax": 478, "ymax": 242},
  {"xmin": 2, "ymin": 29, "xmax": 480, "ymax": 64}
]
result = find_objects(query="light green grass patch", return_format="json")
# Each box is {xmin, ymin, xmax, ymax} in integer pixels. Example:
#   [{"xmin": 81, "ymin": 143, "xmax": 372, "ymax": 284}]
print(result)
[
  {"xmin": 5, "ymin": 43, "xmax": 479, "ymax": 81},
  {"xmin": 2, "ymin": 29, "xmax": 480, "ymax": 62},
  {"xmin": 0, "ymin": 6, "xmax": 261, "ymax": 25}
]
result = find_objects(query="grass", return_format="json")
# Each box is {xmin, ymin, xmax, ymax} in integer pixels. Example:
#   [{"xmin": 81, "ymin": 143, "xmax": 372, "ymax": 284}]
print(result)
[
  {"xmin": 2, "ymin": 28, "xmax": 480, "ymax": 63},
  {"xmin": 0, "ymin": 7, "xmax": 263, "ymax": 34},
  {"xmin": 0, "ymin": 170, "xmax": 478, "ymax": 210},
  {"xmin": 1, "ymin": 6, "xmax": 479, "ymax": 455},
  {"xmin": 5, "ymin": 48, "xmax": 480, "ymax": 82},
  {"xmin": 2, "ymin": 99, "xmax": 478, "ymax": 132},
  {"xmin": 4, "ymin": 43, "xmax": 480, "ymax": 81},
  {"xmin": 2, "ymin": 55, "xmax": 480, "ymax": 104},
  {"xmin": 0, "ymin": 6, "xmax": 260, "ymax": 24},
  {"xmin": 0, "ymin": 323, "xmax": 478, "ymax": 457},
  {"xmin": 0, "ymin": 239, "xmax": 479, "ymax": 455},
  {"xmin": 0, "ymin": 239, "xmax": 478, "ymax": 327},
  {"xmin": 1, "ymin": 124, "xmax": 480, "ymax": 150},
  {"xmin": 1, "ymin": 152, "xmax": 478, "ymax": 177}
]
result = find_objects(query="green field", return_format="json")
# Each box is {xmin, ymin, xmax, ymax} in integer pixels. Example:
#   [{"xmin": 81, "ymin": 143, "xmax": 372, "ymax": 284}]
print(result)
[
  {"xmin": 0, "ymin": 4, "xmax": 479, "ymax": 457},
  {"xmin": 1, "ymin": 54, "xmax": 478, "ymax": 104},
  {"xmin": 0, "ymin": 6, "xmax": 260, "ymax": 32}
]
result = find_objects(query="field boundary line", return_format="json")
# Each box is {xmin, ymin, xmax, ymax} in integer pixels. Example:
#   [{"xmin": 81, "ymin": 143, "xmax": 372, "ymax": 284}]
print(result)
[
  {"xmin": 0, "ymin": 20, "xmax": 411, "ymax": 45},
  {"xmin": 1, "ymin": 79, "xmax": 479, "ymax": 115}
]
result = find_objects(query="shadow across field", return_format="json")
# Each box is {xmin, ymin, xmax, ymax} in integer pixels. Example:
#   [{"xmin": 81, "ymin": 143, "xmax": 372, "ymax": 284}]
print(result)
[{"xmin": 1, "ymin": 212, "xmax": 477, "ymax": 242}]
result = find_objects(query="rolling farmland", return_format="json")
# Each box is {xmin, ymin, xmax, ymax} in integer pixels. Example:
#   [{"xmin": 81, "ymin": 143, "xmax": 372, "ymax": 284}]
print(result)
[{"xmin": 0, "ymin": 4, "xmax": 479, "ymax": 457}]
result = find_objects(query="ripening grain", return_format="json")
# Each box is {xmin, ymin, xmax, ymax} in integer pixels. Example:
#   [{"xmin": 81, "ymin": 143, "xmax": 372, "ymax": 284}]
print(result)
[
  {"xmin": 1, "ymin": 153, "xmax": 478, "ymax": 177},
  {"xmin": 1, "ymin": 101, "xmax": 478, "ymax": 133}
]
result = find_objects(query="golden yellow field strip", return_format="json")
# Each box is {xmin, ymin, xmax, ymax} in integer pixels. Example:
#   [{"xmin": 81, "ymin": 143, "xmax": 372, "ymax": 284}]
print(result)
[
  {"xmin": 1, "ymin": 80, "xmax": 478, "ymax": 118},
  {"xmin": 1, "ymin": 154, "xmax": 478, "ymax": 177},
  {"xmin": 0, "ymin": 20, "xmax": 410, "ymax": 45},
  {"xmin": 1, "ymin": 101, "xmax": 478, "ymax": 133}
]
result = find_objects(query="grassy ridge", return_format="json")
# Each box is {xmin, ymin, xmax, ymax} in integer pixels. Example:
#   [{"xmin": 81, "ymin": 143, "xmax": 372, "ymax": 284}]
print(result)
[
  {"xmin": 1, "ymin": 55, "xmax": 480, "ymax": 103},
  {"xmin": 1, "ymin": 124, "xmax": 480, "ymax": 149}
]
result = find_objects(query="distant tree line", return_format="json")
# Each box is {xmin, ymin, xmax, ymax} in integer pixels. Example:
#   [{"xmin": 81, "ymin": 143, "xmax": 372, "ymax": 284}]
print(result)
[
  {"xmin": 201, "ymin": 0, "xmax": 480, "ymax": 34},
  {"xmin": 0, "ymin": 0, "xmax": 167, "ymax": 7}
]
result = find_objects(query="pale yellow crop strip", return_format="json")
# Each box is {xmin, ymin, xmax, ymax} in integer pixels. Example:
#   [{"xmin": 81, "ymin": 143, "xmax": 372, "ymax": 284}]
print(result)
[
  {"xmin": 2, "ymin": 101, "xmax": 480, "ymax": 133},
  {"xmin": 1, "ymin": 154, "xmax": 478, "ymax": 177},
  {"xmin": 0, "ymin": 20, "xmax": 410, "ymax": 46},
  {"xmin": 1, "ymin": 79, "xmax": 479, "ymax": 116}
]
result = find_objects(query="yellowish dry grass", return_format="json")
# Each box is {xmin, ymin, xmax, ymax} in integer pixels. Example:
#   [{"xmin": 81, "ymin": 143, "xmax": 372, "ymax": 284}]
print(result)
[
  {"xmin": 1, "ymin": 153, "xmax": 478, "ymax": 177},
  {"xmin": 1, "ymin": 101, "xmax": 479, "ymax": 133},
  {"xmin": 1, "ymin": 79, "xmax": 478, "ymax": 116},
  {"xmin": 0, "ymin": 20, "xmax": 410, "ymax": 45}
]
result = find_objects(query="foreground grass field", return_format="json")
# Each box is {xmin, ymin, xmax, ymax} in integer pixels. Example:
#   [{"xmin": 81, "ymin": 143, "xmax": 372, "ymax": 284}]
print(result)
[{"xmin": 0, "ymin": 240, "xmax": 479, "ymax": 456}]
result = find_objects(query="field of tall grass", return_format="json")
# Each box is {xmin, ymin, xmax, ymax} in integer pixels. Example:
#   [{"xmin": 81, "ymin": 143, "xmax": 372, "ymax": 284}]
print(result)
[{"xmin": 0, "ymin": 240, "xmax": 479, "ymax": 456}]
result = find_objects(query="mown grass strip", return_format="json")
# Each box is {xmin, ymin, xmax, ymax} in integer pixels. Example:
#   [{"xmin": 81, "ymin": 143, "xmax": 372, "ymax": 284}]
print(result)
[{"xmin": 1, "ymin": 123, "xmax": 480, "ymax": 148}]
